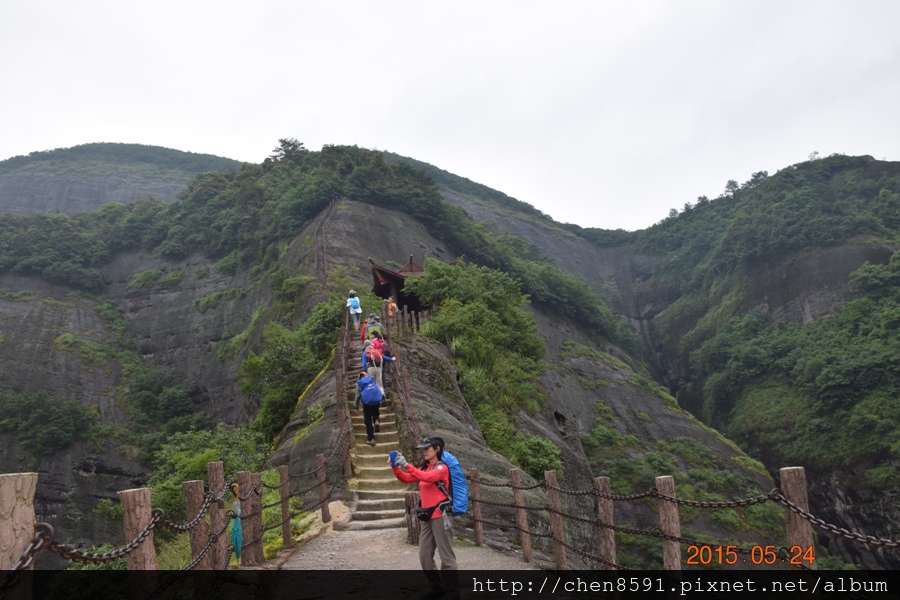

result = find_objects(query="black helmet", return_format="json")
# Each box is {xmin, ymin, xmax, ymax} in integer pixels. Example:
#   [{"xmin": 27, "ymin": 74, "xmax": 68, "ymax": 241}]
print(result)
[{"xmin": 349, "ymin": 290, "xmax": 357, "ymax": 297}]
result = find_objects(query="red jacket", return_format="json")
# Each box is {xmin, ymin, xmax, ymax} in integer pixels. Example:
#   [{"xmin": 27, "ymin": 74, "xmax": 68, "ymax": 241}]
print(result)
[{"xmin": 393, "ymin": 461, "xmax": 450, "ymax": 518}]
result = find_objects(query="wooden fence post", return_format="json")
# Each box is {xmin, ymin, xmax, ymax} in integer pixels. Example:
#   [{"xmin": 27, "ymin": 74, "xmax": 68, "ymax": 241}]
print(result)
[
  {"xmin": 236, "ymin": 471, "xmax": 254, "ymax": 566},
  {"xmin": 207, "ymin": 462, "xmax": 227, "ymax": 570},
  {"xmin": 335, "ymin": 367, "xmax": 345, "ymax": 428},
  {"xmin": 278, "ymin": 465, "xmax": 293, "ymax": 549},
  {"xmin": 656, "ymin": 475, "xmax": 681, "ymax": 570},
  {"xmin": 470, "ymin": 469, "xmax": 483, "ymax": 547},
  {"xmin": 780, "ymin": 467, "xmax": 817, "ymax": 571},
  {"xmin": 317, "ymin": 454, "xmax": 331, "ymax": 523},
  {"xmin": 405, "ymin": 491, "xmax": 420, "ymax": 544},
  {"xmin": 402, "ymin": 305, "xmax": 409, "ymax": 335},
  {"xmin": 594, "ymin": 476, "xmax": 617, "ymax": 570},
  {"xmin": 544, "ymin": 470, "xmax": 568, "ymax": 570},
  {"xmin": 182, "ymin": 480, "xmax": 212, "ymax": 572},
  {"xmin": 335, "ymin": 367, "xmax": 352, "ymax": 477},
  {"xmin": 509, "ymin": 469, "xmax": 532, "ymax": 563},
  {"xmin": 0, "ymin": 473, "xmax": 37, "ymax": 573},
  {"xmin": 118, "ymin": 486, "xmax": 159, "ymax": 600},
  {"xmin": 250, "ymin": 472, "xmax": 264, "ymax": 563}
]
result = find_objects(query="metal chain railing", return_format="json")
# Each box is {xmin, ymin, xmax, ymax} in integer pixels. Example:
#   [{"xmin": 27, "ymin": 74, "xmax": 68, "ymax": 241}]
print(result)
[
  {"xmin": 472, "ymin": 477, "xmax": 545, "ymax": 491},
  {"xmin": 468, "ymin": 515, "xmax": 553, "ymax": 539},
  {"xmin": 470, "ymin": 480, "xmax": 897, "ymax": 570},
  {"xmin": 768, "ymin": 489, "xmax": 900, "ymax": 550},
  {"xmin": 153, "ymin": 492, "xmax": 216, "ymax": 533},
  {"xmin": 549, "ymin": 532, "xmax": 632, "ymax": 570}
]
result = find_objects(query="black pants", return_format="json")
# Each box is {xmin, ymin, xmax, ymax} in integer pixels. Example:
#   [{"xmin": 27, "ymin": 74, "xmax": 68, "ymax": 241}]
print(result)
[{"xmin": 363, "ymin": 402, "xmax": 380, "ymax": 441}]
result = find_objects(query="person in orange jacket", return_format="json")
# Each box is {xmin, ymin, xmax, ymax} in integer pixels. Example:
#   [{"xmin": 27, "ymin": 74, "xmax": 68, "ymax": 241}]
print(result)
[{"xmin": 390, "ymin": 437, "xmax": 458, "ymax": 599}]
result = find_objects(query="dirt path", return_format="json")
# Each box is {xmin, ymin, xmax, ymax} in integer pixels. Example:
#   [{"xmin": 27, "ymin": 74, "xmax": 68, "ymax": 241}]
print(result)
[{"xmin": 276, "ymin": 501, "xmax": 538, "ymax": 571}]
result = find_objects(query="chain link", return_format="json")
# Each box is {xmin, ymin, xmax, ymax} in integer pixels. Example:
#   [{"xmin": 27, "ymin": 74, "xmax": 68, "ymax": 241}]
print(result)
[
  {"xmin": 653, "ymin": 489, "xmax": 773, "ymax": 509},
  {"xmin": 154, "ymin": 491, "xmax": 216, "ymax": 533},
  {"xmin": 549, "ymin": 532, "xmax": 633, "ymax": 570},
  {"xmin": 0, "ymin": 526, "xmax": 49, "ymax": 594},
  {"xmin": 469, "ymin": 515, "xmax": 553, "ymax": 539},
  {"xmin": 768, "ymin": 489, "xmax": 900, "ymax": 549},
  {"xmin": 44, "ymin": 515, "xmax": 160, "ymax": 564},
  {"xmin": 471, "ymin": 497, "xmax": 546, "ymax": 512},
  {"xmin": 471, "ymin": 477, "xmax": 545, "ymax": 491}
]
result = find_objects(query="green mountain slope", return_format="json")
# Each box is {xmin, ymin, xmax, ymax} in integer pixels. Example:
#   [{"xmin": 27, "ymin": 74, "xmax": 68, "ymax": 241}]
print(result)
[
  {"xmin": 382, "ymin": 151, "xmax": 900, "ymax": 568},
  {"xmin": 0, "ymin": 142, "xmax": 244, "ymax": 215}
]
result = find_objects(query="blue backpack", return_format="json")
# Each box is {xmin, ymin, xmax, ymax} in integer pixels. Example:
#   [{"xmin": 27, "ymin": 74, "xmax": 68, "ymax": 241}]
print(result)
[
  {"xmin": 358, "ymin": 377, "xmax": 382, "ymax": 405},
  {"xmin": 349, "ymin": 297, "xmax": 360, "ymax": 310},
  {"xmin": 436, "ymin": 451, "xmax": 468, "ymax": 515}
]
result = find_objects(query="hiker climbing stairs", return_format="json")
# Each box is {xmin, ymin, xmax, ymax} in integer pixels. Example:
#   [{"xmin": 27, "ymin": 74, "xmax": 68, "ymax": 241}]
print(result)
[{"xmin": 342, "ymin": 335, "xmax": 409, "ymax": 529}]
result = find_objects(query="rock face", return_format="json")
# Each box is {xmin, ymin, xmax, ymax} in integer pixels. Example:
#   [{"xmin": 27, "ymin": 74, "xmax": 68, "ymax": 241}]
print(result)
[
  {"xmin": 0, "ymin": 167, "xmax": 192, "ymax": 214},
  {"xmin": 0, "ymin": 280, "xmax": 148, "ymax": 563}
]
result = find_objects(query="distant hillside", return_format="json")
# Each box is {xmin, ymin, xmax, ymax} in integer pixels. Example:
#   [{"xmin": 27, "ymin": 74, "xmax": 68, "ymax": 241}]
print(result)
[{"xmin": 0, "ymin": 142, "xmax": 244, "ymax": 215}]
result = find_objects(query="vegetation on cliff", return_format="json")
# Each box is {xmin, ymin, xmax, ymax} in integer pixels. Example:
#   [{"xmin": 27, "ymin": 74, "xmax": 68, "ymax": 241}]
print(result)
[
  {"xmin": 0, "ymin": 142, "xmax": 630, "ymax": 349},
  {"xmin": 691, "ymin": 254, "xmax": 900, "ymax": 486},
  {"xmin": 0, "ymin": 142, "xmax": 243, "ymax": 176},
  {"xmin": 407, "ymin": 258, "xmax": 562, "ymax": 477}
]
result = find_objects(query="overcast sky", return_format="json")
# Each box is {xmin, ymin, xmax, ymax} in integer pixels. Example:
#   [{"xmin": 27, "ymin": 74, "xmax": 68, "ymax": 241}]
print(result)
[{"xmin": 2, "ymin": 1, "xmax": 898, "ymax": 231}]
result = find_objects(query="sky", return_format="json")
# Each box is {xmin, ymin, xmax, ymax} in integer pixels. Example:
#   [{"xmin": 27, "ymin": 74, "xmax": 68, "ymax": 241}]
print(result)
[{"xmin": 2, "ymin": 1, "xmax": 898, "ymax": 231}]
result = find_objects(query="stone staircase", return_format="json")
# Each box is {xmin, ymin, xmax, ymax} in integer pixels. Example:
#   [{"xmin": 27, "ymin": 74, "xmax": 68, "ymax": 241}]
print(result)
[{"xmin": 341, "ymin": 335, "xmax": 411, "ymax": 530}]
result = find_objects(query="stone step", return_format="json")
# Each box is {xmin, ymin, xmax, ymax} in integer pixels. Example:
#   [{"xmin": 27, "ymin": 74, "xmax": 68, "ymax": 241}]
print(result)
[
  {"xmin": 351, "ymin": 509, "xmax": 407, "ymax": 521},
  {"xmin": 353, "ymin": 433, "xmax": 399, "ymax": 446},
  {"xmin": 355, "ymin": 478, "xmax": 409, "ymax": 491},
  {"xmin": 354, "ymin": 454, "xmax": 396, "ymax": 469},
  {"xmin": 356, "ymin": 488, "xmax": 413, "ymax": 501},
  {"xmin": 355, "ymin": 465, "xmax": 396, "ymax": 478},
  {"xmin": 351, "ymin": 425, "xmax": 397, "ymax": 437},
  {"xmin": 348, "ymin": 402, "xmax": 394, "ymax": 414},
  {"xmin": 350, "ymin": 412, "xmax": 397, "ymax": 429},
  {"xmin": 355, "ymin": 498, "xmax": 406, "ymax": 512},
  {"xmin": 350, "ymin": 412, "xmax": 397, "ymax": 430},
  {"xmin": 334, "ymin": 517, "xmax": 406, "ymax": 531},
  {"xmin": 353, "ymin": 431, "xmax": 398, "ymax": 441},
  {"xmin": 353, "ymin": 433, "xmax": 400, "ymax": 452}
]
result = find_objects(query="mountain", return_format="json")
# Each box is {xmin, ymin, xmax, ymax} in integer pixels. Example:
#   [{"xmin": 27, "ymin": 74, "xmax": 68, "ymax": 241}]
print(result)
[
  {"xmin": 386, "ymin": 152, "xmax": 900, "ymax": 568},
  {"xmin": 0, "ymin": 143, "xmax": 244, "ymax": 215},
  {"xmin": 0, "ymin": 144, "xmax": 896, "ymax": 568}
]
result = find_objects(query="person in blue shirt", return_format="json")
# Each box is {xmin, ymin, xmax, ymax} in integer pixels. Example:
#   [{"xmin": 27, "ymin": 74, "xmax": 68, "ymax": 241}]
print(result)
[
  {"xmin": 355, "ymin": 372, "xmax": 383, "ymax": 446},
  {"xmin": 346, "ymin": 291, "xmax": 362, "ymax": 331}
]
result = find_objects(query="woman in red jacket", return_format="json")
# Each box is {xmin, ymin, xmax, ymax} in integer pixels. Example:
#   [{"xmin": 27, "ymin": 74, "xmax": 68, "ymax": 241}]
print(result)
[{"xmin": 391, "ymin": 436, "xmax": 458, "ymax": 600}]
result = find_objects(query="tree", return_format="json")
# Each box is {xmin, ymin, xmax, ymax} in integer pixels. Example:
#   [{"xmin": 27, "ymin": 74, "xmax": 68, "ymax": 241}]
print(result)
[
  {"xmin": 270, "ymin": 138, "xmax": 308, "ymax": 163},
  {"xmin": 724, "ymin": 180, "xmax": 740, "ymax": 197}
]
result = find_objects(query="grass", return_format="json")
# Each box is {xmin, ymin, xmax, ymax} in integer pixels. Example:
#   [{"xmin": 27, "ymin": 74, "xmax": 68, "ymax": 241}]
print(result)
[
  {"xmin": 195, "ymin": 288, "xmax": 241, "ymax": 313},
  {"xmin": 218, "ymin": 305, "xmax": 265, "ymax": 360}
]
